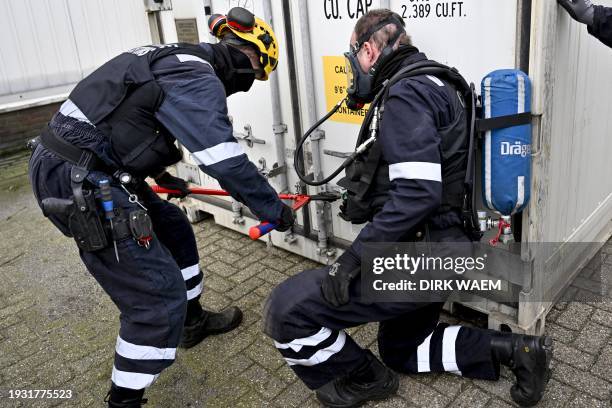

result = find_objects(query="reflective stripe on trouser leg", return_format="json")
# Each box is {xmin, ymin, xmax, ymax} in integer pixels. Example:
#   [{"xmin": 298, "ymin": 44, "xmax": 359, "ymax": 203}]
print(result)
[
  {"xmin": 182, "ymin": 264, "xmax": 203, "ymax": 300},
  {"xmin": 410, "ymin": 324, "xmax": 462, "ymax": 375},
  {"xmin": 403, "ymin": 323, "xmax": 497, "ymax": 380},
  {"xmin": 141, "ymin": 195, "xmax": 203, "ymax": 302},
  {"xmin": 112, "ymin": 336, "xmax": 177, "ymax": 389},
  {"xmin": 76, "ymin": 228, "xmax": 187, "ymax": 390},
  {"xmin": 408, "ymin": 323, "xmax": 461, "ymax": 375},
  {"xmin": 30, "ymin": 137, "xmax": 187, "ymax": 392},
  {"xmin": 396, "ymin": 323, "xmax": 462, "ymax": 375},
  {"xmin": 273, "ymin": 327, "xmax": 367, "ymax": 389}
]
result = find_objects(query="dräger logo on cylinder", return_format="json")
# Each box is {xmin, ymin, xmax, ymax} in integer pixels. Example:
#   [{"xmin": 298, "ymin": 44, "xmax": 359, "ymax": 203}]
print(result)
[{"xmin": 500, "ymin": 141, "xmax": 531, "ymax": 157}]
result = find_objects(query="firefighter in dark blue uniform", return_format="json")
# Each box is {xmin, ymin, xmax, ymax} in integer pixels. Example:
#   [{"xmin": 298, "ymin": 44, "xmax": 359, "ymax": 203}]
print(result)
[
  {"xmin": 559, "ymin": 0, "xmax": 612, "ymax": 47},
  {"xmin": 264, "ymin": 10, "xmax": 553, "ymax": 408},
  {"xmin": 28, "ymin": 8, "xmax": 293, "ymax": 408}
]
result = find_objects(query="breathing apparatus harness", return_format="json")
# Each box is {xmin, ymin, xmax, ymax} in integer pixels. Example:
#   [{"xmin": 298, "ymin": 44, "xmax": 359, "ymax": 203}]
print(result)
[{"xmin": 294, "ymin": 60, "xmax": 482, "ymax": 239}]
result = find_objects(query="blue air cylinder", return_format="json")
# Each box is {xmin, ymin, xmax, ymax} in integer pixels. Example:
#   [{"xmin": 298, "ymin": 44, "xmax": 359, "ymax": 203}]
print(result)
[{"xmin": 481, "ymin": 69, "xmax": 532, "ymax": 216}]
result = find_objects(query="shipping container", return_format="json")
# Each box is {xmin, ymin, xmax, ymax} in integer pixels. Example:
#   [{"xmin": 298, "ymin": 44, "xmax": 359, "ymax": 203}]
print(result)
[
  {"xmin": 2, "ymin": 0, "xmax": 608, "ymax": 335},
  {"xmin": 168, "ymin": 0, "xmax": 612, "ymax": 334}
]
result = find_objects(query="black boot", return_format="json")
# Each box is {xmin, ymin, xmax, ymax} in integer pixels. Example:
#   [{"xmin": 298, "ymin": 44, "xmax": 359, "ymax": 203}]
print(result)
[
  {"xmin": 104, "ymin": 384, "xmax": 147, "ymax": 408},
  {"xmin": 491, "ymin": 333, "xmax": 553, "ymax": 407},
  {"xmin": 315, "ymin": 351, "xmax": 399, "ymax": 408},
  {"xmin": 179, "ymin": 301, "xmax": 243, "ymax": 349}
]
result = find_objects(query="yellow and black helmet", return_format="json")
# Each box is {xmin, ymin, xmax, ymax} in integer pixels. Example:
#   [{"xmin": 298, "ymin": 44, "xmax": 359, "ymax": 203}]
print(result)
[{"xmin": 208, "ymin": 7, "xmax": 279, "ymax": 80}]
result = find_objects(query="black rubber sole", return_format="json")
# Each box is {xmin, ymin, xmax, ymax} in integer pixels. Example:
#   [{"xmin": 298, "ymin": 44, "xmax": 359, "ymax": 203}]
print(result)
[
  {"xmin": 179, "ymin": 308, "xmax": 243, "ymax": 349},
  {"xmin": 511, "ymin": 335, "xmax": 554, "ymax": 407},
  {"xmin": 202, "ymin": 308, "xmax": 244, "ymax": 336},
  {"xmin": 318, "ymin": 371, "xmax": 400, "ymax": 408}
]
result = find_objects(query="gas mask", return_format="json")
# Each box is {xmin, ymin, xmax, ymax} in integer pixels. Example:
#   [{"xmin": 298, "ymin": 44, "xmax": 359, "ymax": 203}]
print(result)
[
  {"xmin": 211, "ymin": 43, "xmax": 257, "ymax": 96},
  {"xmin": 344, "ymin": 48, "xmax": 373, "ymax": 109},
  {"xmin": 344, "ymin": 16, "xmax": 406, "ymax": 109}
]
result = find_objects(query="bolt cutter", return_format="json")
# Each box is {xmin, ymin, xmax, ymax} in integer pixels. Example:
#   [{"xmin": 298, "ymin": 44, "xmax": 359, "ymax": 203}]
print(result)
[{"xmin": 151, "ymin": 186, "xmax": 340, "ymax": 239}]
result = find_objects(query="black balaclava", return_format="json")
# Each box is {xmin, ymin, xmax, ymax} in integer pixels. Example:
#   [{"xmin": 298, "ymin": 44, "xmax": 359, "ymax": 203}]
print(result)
[
  {"xmin": 210, "ymin": 43, "xmax": 257, "ymax": 96},
  {"xmin": 371, "ymin": 44, "xmax": 420, "ymax": 91}
]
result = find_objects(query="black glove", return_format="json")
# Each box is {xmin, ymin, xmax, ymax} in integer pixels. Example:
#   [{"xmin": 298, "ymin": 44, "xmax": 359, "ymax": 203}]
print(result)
[
  {"xmin": 558, "ymin": 0, "xmax": 595, "ymax": 25},
  {"xmin": 154, "ymin": 172, "xmax": 191, "ymax": 199},
  {"xmin": 275, "ymin": 203, "xmax": 295, "ymax": 232},
  {"xmin": 321, "ymin": 249, "xmax": 360, "ymax": 307}
]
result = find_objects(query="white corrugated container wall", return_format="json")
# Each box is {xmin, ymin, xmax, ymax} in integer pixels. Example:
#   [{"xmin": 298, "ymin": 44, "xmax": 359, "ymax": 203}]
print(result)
[
  {"xmin": 518, "ymin": 0, "xmax": 612, "ymax": 333},
  {"xmin": 164, "ymin": 0, "xmax": 612, "ymax": 333},
  {"xmin": 541, "ymin": 0, "xmax": 612, "ymax": 245},
  {"xmin": 0, "ymin": 0, "xmax": 151, "ymax": 107}
]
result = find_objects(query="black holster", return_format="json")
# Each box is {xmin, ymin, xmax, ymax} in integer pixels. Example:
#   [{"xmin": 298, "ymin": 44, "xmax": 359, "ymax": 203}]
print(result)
[{"xmin": 41, "ymin": 166, "xmax": 108, "ymax": 252}]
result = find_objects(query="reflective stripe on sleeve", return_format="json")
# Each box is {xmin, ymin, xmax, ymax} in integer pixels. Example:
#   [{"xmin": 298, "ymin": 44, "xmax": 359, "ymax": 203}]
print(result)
[
  {"xmin": 59, "ymin": 99, "xmax": 92, "ymax": 124},
  {"xmin": 416, "ymin": 331, "xmax": 433, "ymax": 373},
  {"xmin": 176, "ymin": 54, "xmax": 213, "ymax": 69},
  {"xmin": 192, "ymin": 142, "xmax": 245, "ymax": 166},
  {"xmin": 389, "ymin": 162, "xmax": 442, "ymax": 182}
]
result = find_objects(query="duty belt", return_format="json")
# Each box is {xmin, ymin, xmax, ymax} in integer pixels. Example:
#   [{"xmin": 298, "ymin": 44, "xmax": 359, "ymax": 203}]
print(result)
[
  {"xmin": 38, "ymin": 126, "xmax": 114, "ymax": 173},
  {"xmin": 38, "ymin": 126, "xmax": 137, "ymax": 251}
]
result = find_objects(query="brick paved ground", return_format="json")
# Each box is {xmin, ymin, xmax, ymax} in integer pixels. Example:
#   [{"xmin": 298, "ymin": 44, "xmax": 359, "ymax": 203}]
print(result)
[{"xmin": 0, "ymin": 165, "xmax": 610, "ymax": 407}]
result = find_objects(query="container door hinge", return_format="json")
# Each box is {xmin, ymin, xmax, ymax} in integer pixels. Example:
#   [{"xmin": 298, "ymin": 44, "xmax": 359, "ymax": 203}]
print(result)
[
  {"xmin": 310, "ymin": 129, "xmax": 325, "ymax": 141},
  {"xmin": 267, "ymin": 164, "xmax": 287, "ymax": 179},
  {"xmin": 284, "ymin": 232, "xmax": 298, "ymax": 245},
  {"xmin": 231, "ymin": 199, "xmax": 245, "ymax": 225},
  {"xmin": 323, "ymin": 150, "xmax": 352, "ymax": 159},
  {"xmin": 234, "ymin": 124, "xmax": 266, "ymax": 147},
  {"xmin": 273, "ymin": 123, "xmax": 288, "ymax": 135}
]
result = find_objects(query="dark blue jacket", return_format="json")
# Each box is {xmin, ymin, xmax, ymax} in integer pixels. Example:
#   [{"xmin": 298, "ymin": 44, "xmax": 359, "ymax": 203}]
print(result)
[
  {"xmin": 589, "ymin": 5, "xmax": 612, "ymax": 48},
  {"xmin": 150, "ymin": 43, "xmax": 283, "ymax": 223},
  {"xmin": 348, "ymin": 53, "xmax": 461, "ymax": 261}
]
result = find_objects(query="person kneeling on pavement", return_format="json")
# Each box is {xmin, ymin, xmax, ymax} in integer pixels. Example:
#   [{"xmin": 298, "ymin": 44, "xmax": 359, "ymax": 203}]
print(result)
[
  {"xmin": 29, "ymin": 7, "xmax": 293, "ymax": 408},
  {"xmin": 263, "ymin": 9, "xmax": 553, "ymax": 408}
]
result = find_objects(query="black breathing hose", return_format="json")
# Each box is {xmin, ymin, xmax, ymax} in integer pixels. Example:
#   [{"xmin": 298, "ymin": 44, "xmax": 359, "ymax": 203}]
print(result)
[
  {"xmin": 293, "ymin": 90, "xmax": 384, "ymax": 187},
  {"xmin": 293, "ymin": 97, "xmax": 346, "ymax": 187}
]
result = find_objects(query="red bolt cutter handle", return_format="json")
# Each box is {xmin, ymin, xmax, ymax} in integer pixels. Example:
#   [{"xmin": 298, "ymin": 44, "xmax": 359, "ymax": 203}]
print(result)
[
  {"xmin": 249, "ymin": 195, "xmax": 311, "ymax": 240},
  {"xmin": 152, "ymin": 186, "xmax": 298, "ymax": 200},
  {"xmin": 152, "ymin": 186, "xmax": 231, "ymax": 196},
  {"xmin": 151, "ymin": 186, "xmax": 314, "ymax": 240}
]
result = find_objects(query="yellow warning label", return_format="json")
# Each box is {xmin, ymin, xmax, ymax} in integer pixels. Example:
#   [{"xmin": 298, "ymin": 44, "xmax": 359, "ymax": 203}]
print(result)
[{"xmin": 322, "ymin": 56, "xmax": 369, "ymax": 125}]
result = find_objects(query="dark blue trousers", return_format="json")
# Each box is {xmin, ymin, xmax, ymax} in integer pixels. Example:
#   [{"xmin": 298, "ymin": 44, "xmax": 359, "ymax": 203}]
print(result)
[
  {"xmin": 29, "ymin": 146, "xmax": 203, "ymax": 390},
  {"xmin": 263, "ymin": 228, "xmax": 499, "ymax": 389}
]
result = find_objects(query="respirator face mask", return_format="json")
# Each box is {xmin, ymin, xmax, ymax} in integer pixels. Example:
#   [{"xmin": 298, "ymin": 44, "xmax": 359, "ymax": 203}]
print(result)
[
  {"xmin": 344, "ymin": 44, "xmax": 374, "ymax": 108},
  {"xmin": 344, "ymin": 15, "xmax": 406, "ymax": 109},
  {"xmin": 293, "ymin": 15, "xmax": 407, "ymax": 186}
]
